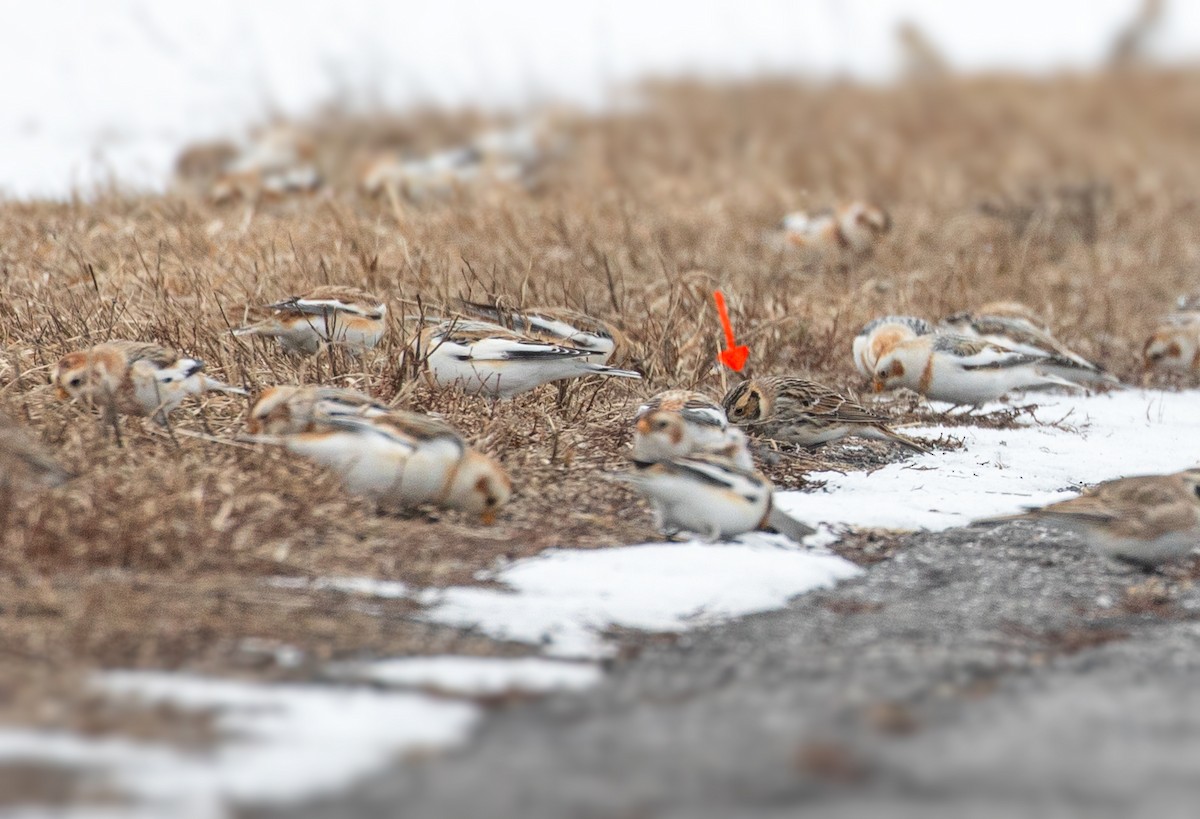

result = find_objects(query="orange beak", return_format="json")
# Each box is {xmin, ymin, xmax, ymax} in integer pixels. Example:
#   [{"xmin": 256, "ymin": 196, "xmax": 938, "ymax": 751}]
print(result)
[
  {"xmin": 54, "ymin": 386, "xmax": 70, "ymax": 400},
  {"xmin": 873, "ymin": 380, "xmax": 885, "ymax": 393},
  {"xmin": 479, "ymin": 509, "xmax": 497, "ymax": 525}
]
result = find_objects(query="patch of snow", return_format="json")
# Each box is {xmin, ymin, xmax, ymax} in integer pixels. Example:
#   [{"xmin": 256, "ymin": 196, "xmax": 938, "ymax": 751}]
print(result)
[
  {"xmin": 337, "ymin": 656, "xmax": 602, "ymax": 695},
  {"xmin": 776, "ymin": 390, "xmax": 1200, "ymax": 532},
  {"xmin": 418, "ymin": 537, "xmax": 861, "ymax": 658},
  {"xmin": 267, "ymin": 575, "xmax": 409, "ymax": 598},
  {"xmin": 0, "ymin": 672, "xmax": 480, "ymax": 816}
]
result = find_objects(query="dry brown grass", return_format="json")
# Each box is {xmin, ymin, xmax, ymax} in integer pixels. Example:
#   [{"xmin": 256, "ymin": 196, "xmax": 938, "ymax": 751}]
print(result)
[{"xmin": 1, "ymin": 69, "xmax": 1198, "ymax": 711}]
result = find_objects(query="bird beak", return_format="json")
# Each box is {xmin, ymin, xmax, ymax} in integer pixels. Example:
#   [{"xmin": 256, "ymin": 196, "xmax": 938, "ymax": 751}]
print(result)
[
  {"xmin": 480, "ymin": 509, "xmax": 497, "ymax": 525},
  {"xmin": 635, "ymin": 416, "xmax": 652, "ymax": 435},
  {"xmin": 872, "ymin": 380, "xmax": 885, "ymax": 393},
  {"xmin": 54, "ymin": 386, "xmax": 69, "ymax": 400}
]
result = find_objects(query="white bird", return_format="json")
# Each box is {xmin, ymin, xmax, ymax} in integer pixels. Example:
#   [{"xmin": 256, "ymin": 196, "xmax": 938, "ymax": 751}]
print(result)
[
  {"xmin": 631, "ymin": 390, "xmax": 752, "ymax": 469},
  {"xmin": 421, "ymin": 320, "xmax": 640, "ymax": 398},
  {"xmin": 1144, "ymin": 323, "xmax": 1200, "ymax": 374},
  {"xmin": 852, "ymin": 315, "xmax": 934, "ymax": 379},
  {"xmin": 52, "ymin": 341, "xmax": 245, "ymax": 420},
  {"xmin": 245, "ymin": 385, "xmax": 391, "ymax": 435},
  {"xmin": 458, "ymin": 300, "xmax": 624, "ymax": 364},
  {"xmin": 233, "ymin": 286, "xmax": 387, "ymax": 355},
  {"xmin": 779, "ymin": 202, "xmax": 891, "ymax": 254},
  {"xmin": 873, "ymin": 334, "xmax": 1081, "ymax": 406}
]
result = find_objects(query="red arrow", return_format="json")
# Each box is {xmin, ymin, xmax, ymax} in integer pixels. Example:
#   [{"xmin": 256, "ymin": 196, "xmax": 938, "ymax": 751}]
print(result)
[{"xmin": 713, "ymin": 290, "xmax": 749, "ymax": 372}]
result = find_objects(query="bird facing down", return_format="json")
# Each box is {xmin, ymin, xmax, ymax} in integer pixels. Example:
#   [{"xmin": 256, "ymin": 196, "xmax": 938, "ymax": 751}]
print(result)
[
  {"xmin": 0, "ymin": 412, "xmax": 71, "ymax": 489},
  {"xmin": 242, "ymin": 408, "xmax": 511, "ymax": 522},
  {"xmin": 940, "ymin": 310, "xmax": 1116, "ymax": 386},
  {"xmin": 622, "ymin": 453, "xmax": 813, "ymax": 543},
  {"xmin": 233, "ymin": 286, "xmax": 387, "ymax": 355},
  {"xmin": 852, "ymin": 315, "xmax": 935, "ymax": 379},
  {"xmin": 421, "ymin": 320, "xmax": 641, "ymax": 398},
  {"xmin": 52, "ymin": 341, "xmax": 245, "ymax": 419},
  {"xmin": 458, "ymin": 299, "xmax": 626, "ymax": 364},
  {"xmin": 723, "ymin": 376, "xmax": 929, "ymax": 453},
  {"xmin": 873, "ymin": 334, "xmax": 1082, "ymax": 406},
  {"xmin": 245, "ymin": 385, "xmax": 391, "ymax": 436},
  {"xmin": 1144, "ymin": 323, "xmax": 1200, "ymax": 374},
  {"xmin": 779, "ymin": 202, "xmax": 891, "ymax": 254},
  {"xmin": 974, "ymin": 469, "xmax": 1200, "ymax": 568},
  {"xmin": 632, "ymin": 389, "xmax": 753, "ymax": 469}
]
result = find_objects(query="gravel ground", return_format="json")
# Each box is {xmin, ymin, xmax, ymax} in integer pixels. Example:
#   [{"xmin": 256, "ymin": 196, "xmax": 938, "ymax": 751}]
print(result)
[{"xmin": 258, "ymin": 523, "xmax": 1200, "ymax": 819}]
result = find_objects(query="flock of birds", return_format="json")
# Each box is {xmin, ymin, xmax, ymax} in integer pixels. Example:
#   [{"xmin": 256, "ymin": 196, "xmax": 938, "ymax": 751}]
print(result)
[{"xmin": 3, "ymin": 232, "xmax": 1198, "ymax": 574}]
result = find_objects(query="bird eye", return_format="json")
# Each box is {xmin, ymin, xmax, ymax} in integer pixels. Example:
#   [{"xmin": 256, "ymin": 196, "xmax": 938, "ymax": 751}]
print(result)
[
  {"xmin": 68, "ymin": 377, "xmax": 83, "ymax": 388},
  {"xmin": 485, "ymin": 495, "xmax": 498, "ymax": 507},
  {"xmin": 1193, "ymin": 483, "xmax": 1200, "ymax": 499},
  {"xmin": 653, "ymin": 418, "xmax": 670, "ymax": 431}
]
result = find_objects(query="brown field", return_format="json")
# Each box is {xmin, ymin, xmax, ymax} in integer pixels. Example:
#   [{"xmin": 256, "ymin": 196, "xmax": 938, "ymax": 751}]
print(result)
[{"xmin": 0, "ymin": 68, "xmax": 1198, "ymax": 731}]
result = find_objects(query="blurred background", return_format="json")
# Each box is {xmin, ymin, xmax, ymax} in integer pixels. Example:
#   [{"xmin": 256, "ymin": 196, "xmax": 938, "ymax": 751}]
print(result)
[{"xmin": 3, "ymin": 0, "xmax": 1197, "ymax": 199}]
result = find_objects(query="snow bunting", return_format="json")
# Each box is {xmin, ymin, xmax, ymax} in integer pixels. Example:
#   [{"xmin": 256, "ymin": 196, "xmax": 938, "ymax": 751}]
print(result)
[
  {"xmin": 458, "ymin": 299, "xmax": 625, "ymax": 364},
  {"xmin": 779, "ymin": 202, "xmax": 891, "ymax": 254},
  {"xmin": 975, "ymin": 469, "xmax": 1200, "ymax": 568},
  {"xmin": 211, "ymin": 125, "xmax": 321, "ymax": 203},
  {"xmin": 723, "ymin": 376, "xmax": 928, "ymax": 453},
  {"xmin": 245, "ymin": 385, "xmax": 391, "ymax": 435},
  {"xmin": 852, "ymin": 315, "xmax": 934, "ymax": 379},
  {"xmin": 52, "ymin": 341, "xmax": 245, "ymax": 419},
  {"xmin": 245, "ymin": 410, "xmax": 511, "ymax": 521},
  {"xmin": 0, "ymin": 413, "xmax": 70, "ymax": 488},
  {"xmin": 873, "ymin": 334, "xmax": 1081, "ymax": 406},
  {"xmin": 233, "ymin": 286, "xmax": 387, "ymax": 355},
  {"xmin": 1144, "ymin": 323, "xmax": 1200, "ymax": 374},
  {"xmin": 421, "ymin": 320, "xmax": 641, "ymax": 398},
  {"xmin": 940, "ymin": 310, "xmax": 1116, "ymax": 386},
  {"xmin": 632, "ymin": 389, "xmax": 753, "ymax": 469},
  {"xmin": 623, "ymin": 454, "xmax": 813, "ymax": 543}
]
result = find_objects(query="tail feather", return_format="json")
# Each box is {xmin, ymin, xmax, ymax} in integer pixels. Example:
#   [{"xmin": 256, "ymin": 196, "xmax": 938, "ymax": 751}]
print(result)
[
  {"xmin": 201, "ymin": 376, "xmax": 248, "ymax": 396},
  {"xmin": 865, "ymin": 425, "xmax": 931, "ymax": 454},
  {"xmin": 763, "ymin": 506, "xmax": 816, "ymax": 542},
  {"xmin": 586, "ymin": 365, "xmax": 641, "ymax": 379}
]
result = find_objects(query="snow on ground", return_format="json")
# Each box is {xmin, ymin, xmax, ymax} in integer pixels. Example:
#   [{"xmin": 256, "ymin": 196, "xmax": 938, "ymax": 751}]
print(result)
[
  {"xmin": 335, "ymin": 656, "xmax": 602, "ymax": 695},
  {"xmin": 777, "ymin": 389, "xmax": 1200, "ymax": 533},
  {"xmin": 4, "ymin": 0, "xmax": 1199, "ymax": 199}
]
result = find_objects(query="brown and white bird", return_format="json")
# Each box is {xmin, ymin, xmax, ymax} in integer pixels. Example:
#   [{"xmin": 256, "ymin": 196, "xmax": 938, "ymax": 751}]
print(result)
[
  {"xmin": 779, "ymin": 202, "xmax": 891, "ymax": 254},
  {"xmin": 421, "ymin": 320, "xmax": 640, "ymax": 398},
  {"xmin": 723, "ymin": 376, "xmax": 929, "ymax": 453},
  {"xmin": 975, "ymin": 469, "xmax": 1200, "ymax": 568},
  {"xmin": 233, "ymin": 286, "xmax": 387, "ymax": 355},
  {"xmin": 0, "ymin": 412, "xmax": 71, "ymax": 488},
  {"xmin": 631, "ymin": 390, "xmax": 753, "ymax": 469},
  {"xmin": 458, "ymin": 299, "xmax": 625, "ymax": 364},
  {"xmin": 940, "ymin": 310, "xmax": 1116, "ymax": 386},
  {"xmin": 242, "ymin": 407, "xmax": 511, "ymax": 522},
  {"xmin": 852, "ymin": 315, "xmax": 934, "ymax": 379},
  {"xmin": 245, "ymin": 385, "xmax": 391, "ymax": 435},
  {"xmin": 621, "ymin": 453, "xmax": 813, "ymax": 543},
  {"xmin": 52, "ymin": 341, "xmax": 245, "ymax": 419},
  {"xmin": 1144, "ymin": 323, "xmax": 1200, "ymax": 374},
  {"xmin": 872, "ymin": 334, "xmax": 1082, "ymax": 406}
]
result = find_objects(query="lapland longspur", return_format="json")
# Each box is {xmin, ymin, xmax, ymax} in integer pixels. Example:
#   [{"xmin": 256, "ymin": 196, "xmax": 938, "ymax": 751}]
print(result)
[
  {"xmin": 631, "ymin": 390, "xmax": 753, "ymax": 469},
  {"xmin": 623, "ymin": 453, "xmax": 813, "ymax": 543},
  {"xmin": 852, "ymin": 315, "xmax": 934, "ymax": 379},
  {"xmin": 244, "ymin": 407, "xmax": 511, "ymax": 521},
  {"xmin": 53, "ymin": 341, "xmax": 245, "ymax": 419},
  {"xmin": 723, "ymin": 376, "xmax": 928, "ymax": 453},
  {"xmin": 245, "ymin": 385, "xmax": 391, "ymax": 435},
  {"xmin": 421, "ymin": 320, "xmax": 640, "ymax": 398},
  {"xmin": 459, "ymin": 299, "xmax": 625, "ymax": 364},
  {"xmin": 976, "ymin": 469, "xmax": 1200, "ymax": 568},
  {"xmin": 233, "ymin": 286, "xmax": 387, "ymax": 355},
  {"xmin": 873, "ymin": 334, "xmax": 1082, "ymax": 406},
  {"xmin": 940, "ymin": 310, "xmax": 1115, "ymax": 386},
  {"xmin": 779, "ymin": 202, "xmax": 891, "ymax": 254}
]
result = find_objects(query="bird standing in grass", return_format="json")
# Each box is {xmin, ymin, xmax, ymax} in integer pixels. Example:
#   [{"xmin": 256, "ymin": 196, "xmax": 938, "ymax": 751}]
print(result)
[
  {"xmin": 233, "ymin": 286, "xmax": 387, "ymax": 355},
  {"xmin": 852, "ymin": 315, "xmax": 934, "ymax": 379},
  {"xmin": 458, "ymin": 300, "xmax": 626, "ymax": 364},
  {"xmin": 778, "ymin": 202, "xmax": 891, "ymax": 254},
  {"xmin": 632, "ymin": 389, "xmax": 752, "ymax": 469},
  {"xmin": 723, "ymin": 376, "xmax": 929, "ymax": 453},
  {"xmin": 421, "ymin": 320, "xmax": 640, "ymax": 398},
  {"xmin": 975, "ymin": 469, "xmax": 1200, "ymax": 569},
  {"xmin": 241, "ymin": 407, "xmax": 511, "ymax": 522},
  {"xmin": 52, "ymin": 340, "xmax": 245, "ymax": 420},
  {"xmin": 1144, "ymin": 323, "xmax": 1200, "ymax": 374}
]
